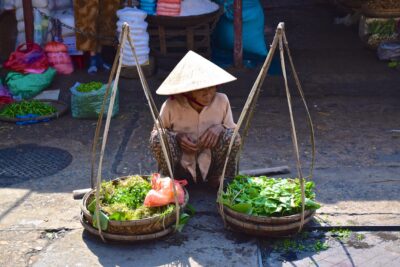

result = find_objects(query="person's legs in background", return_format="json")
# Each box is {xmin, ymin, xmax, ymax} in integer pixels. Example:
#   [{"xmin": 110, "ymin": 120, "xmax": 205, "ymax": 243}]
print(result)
[{"xmin": 74, "ymin": 0, "xmax": 119, "ymax": 73}]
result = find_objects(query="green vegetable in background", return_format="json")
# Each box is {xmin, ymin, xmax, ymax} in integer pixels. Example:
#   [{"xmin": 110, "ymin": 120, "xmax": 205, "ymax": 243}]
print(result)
[
  {"xmin": 76, "ymin": 81, "xmax": 103, "ymax": 93},
  {"xmin": 368, "ymin": 19, "xmax": 397, "ymax": 37},
  {"xmin": 0, "ymin": 100, "xmax": 56, "ymax": 118},
  {"xmin": 220, "ymin": 175, "xmax": 321, "ymax": 217}
]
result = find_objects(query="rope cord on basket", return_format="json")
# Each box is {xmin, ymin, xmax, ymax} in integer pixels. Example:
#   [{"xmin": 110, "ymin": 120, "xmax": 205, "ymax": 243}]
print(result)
[
  {"xmin": 90, "ymin": 23, "xmax": 180, "ymax": 240},
  {"xmin": 217, "ymin": 23, "xmax": 316, "ymax": 233},
  {"xmin": 93, "ymin": 25, "xmax": 128, "ymax": 242},
  {"xmin": 278, "ymin": 33, "xmax": 306, "ymax": 231},
  {"xmin": 126, "ymin": 29, "xmax": 180, "ymax": 228},
  {"xmin": 282, "ymin": 31, "xmax": 316, "ymax": 179},
  {"xmin": 217, "ymin": 24, "xmax": 281, "ymax": 221}
]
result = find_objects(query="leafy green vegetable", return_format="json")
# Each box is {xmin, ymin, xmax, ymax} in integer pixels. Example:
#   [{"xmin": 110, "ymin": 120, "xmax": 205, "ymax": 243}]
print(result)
[
  {"xmin": 221, "ymin": 176, "xmax": 321, "ymax": 217},
  {"xmin": 0, "ymin": 100, "xmax": 56, "ymax": 118},
  {"xmin": 76, "ymin": 81, "xmax": 103, "ymax": 93},
  {"xmin": 388, "ymin": 61, "xmax": 399, "ymax": 68},
  {"xmin": 93, "ymin": 210, "xmax": 109, "ymax": 231},
  {"xmin": 90, "ymin": 175, "xmax": 175, "ymax": 222},
  {"xmin": 368, "ymin": 19, "xmax": 397, "ymax": 37}
]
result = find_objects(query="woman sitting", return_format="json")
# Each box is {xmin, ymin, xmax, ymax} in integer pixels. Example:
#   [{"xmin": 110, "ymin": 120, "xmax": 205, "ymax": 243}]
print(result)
[{"xmin": 150, "ymin": 51, "xmax": 241, "ymax": 187}]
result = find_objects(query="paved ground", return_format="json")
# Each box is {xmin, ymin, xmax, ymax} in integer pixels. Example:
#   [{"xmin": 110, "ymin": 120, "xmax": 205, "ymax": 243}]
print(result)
[{"xmin": 1, "ymin": 0, "xmax": 400, "ymax": 266}]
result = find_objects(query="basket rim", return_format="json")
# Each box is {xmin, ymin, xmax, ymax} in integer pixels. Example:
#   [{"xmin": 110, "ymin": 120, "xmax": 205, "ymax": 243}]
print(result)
[
  {"xmin": 222, "ymin": 205, "xmax": 316, "ymax": 223},
  {"xmin": 0, "ymin": 99, "xmax": 68, "ymax": 123},
  {"xmin": 362, "ymin": 4, "xmax": 400, "ymax": 18},
  {"xmin": 81, "ymin": 175, "xmax": 189, "ymax": 226},
  {"xmin": 80, "ymin": 212, "xmax": 173, "ymax": 241},
  {"xmin": 224, "ymin": 210, "xmax": 315, "ymax": 232},
  {"xmin": 146, "ymin": 6, "xmax": 223, "ymax": 26}
]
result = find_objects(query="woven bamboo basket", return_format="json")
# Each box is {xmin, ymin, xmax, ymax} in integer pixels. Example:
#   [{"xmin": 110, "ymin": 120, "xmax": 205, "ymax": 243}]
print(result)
[
  {"xmin": 80, "ymin": 175, "xmax": 189, "ymax": 235},
  {"xmin": 80, "ymin": 213, "xmax": 174, "ymax": 242},
  {"xmin": 0, "ymin": 99, "xmax": 68, "ymax": 123},
  {"xmin": 222, "ymin": 206, "xmax": 316, "ymax": 237},
  {"xmin": 362, "ymin": 4, "xmax": 400, "ymax": 18},
  {"xmin": 339, "ymin": 0, "xmax": 364, "ymax": 9}
]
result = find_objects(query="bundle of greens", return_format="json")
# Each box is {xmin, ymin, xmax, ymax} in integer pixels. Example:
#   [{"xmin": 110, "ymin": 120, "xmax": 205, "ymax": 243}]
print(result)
[
  {"xmin": 368, "ymin": 19, "xmax": 397, "ymax": 37},
  {"xmin": 88, "ymin": 175, "xmax": 174, "ymax": 221},
  {"xmin": 0, "ymin": 100, "xmax": 56, "ymax": 118},
  {"xmin": 220, "ymin": 175, "xmax": 321, "ymax": 217},
  {"xmin": 76, "ymin": 81, "xmax": 103, "ymax": 93}
]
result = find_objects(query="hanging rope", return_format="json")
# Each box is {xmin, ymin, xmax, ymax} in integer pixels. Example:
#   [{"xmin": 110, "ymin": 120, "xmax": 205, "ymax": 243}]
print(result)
[
  {"xmin": 217, "ymin": 24, "xmax": 281, "ymax": 221},
  {"xmin": 126, "ymin": 29, "xmax": 180, "ymax": 229},
  {"xmin": 217, "ymin": 22, "xmax": 316, "ymax": 232},
  {"xmin": 90, "ymin": 24, "xmax": 180, "ymax": 241},
  {"xmin": 93, "ymin": 24, "xmax": 128, "ymax": 242},
  {"xmin": 282, "ymin": 31, "xmax": 316, "ymax": 179},
  {"xmin": 278, "ymin": 32, "xmax": 306, "ymax": 231}
]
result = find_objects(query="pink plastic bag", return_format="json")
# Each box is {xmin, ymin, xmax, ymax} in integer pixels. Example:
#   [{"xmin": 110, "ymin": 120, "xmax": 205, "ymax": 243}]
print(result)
[
  {"xmin": 44, "ymin": 42, "xmax": 73, "ymax": 74},
  {"xmin": 144, "ymin": 173, "xmax": 187, "ymax": 207}
]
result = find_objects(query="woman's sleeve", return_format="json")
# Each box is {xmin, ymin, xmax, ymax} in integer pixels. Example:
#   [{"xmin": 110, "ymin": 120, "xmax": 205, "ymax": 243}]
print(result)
[
  {"xmin": 158, "ymin": 101, "xmax": 171, "ymax": 129},
  {"xmin": 222, "ymin": 95, "xmax": 236, "ymax": 129},
  {"xmin": 152, "ymin": 100, "xmax": 174, "ymax": 136}
]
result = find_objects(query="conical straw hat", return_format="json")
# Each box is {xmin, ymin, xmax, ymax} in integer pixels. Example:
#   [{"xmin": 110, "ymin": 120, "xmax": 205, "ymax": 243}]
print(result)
[{"xmin": 156, "ymin": 51, "xmax": 237, "ymax": 95}]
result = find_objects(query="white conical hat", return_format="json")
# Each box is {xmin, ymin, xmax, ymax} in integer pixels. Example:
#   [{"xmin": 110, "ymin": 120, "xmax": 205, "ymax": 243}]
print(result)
[{"xmin": 156, "ymin": 51, "xmax": 237, "ymax": 95}]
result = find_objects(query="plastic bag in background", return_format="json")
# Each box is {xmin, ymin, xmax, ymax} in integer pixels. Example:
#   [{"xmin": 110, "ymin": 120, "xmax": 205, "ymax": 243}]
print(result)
[
  {"xmin": 213, "ymin": 0, "xmax": 268, "ymax": 57},
  {"xmin": 0, "ymin": 84, "xmax": 13, "ymax": 105},
  {"xmin": 45, "ymin": 41, "xmax": 74, "ymax": 74},
  {"xmin": 144, "ymin": 173, "xmax": 187, "ymax": 207},
  {"xmin": 5, "ymin": 67, "xmax": 56, "ymax": 99},
  {"xmin": 4, "ymin": 43, "xmax": 49, "ymax": 74},
  {"xmin": 70, "ymin": 82, "xmax": 119, "ymax": 119},
  {"xmin": 377, "ymin": 41, "xmax": 400, "ymax": 61}
]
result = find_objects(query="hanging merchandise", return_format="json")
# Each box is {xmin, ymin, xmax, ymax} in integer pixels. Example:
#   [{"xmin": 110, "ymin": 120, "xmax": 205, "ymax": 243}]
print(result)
[
  {"xmin": 44, "ymin": 41, "xmax": 74, "ymax": 74},
  {"xmin": 116, "ymin": 7, "xmax": 150, "ymax": 66},
  {"xmin": 4, "ymin": 43, "xmax": 49, "ymax": 74},
  {"xmin": 213, "ymin": 0, "xmax": 268, "ymax": 57},
  {"xmin": 139, "ymin": 0, "xmax": 157, "ymax": 15},
  {"xmin": 156, "ymin": 0, "xmax": 181, "ymax": 16}
]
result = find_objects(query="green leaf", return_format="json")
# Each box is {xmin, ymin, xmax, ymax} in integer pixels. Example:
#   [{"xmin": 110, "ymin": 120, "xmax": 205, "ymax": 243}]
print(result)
[
  {"xmin": 185, "ymin": 204, "xmax": 196, "ymax": 216},
  {"xmin": 231, "ymin": 203, "xmax": 252, "ymax": 214},
  {"xmin": 93, "ymin": 210, "xmax": 109, "ymax": 231},
  {"xmin": 88, "ymin": 199, "xmax": 96, "ymax": 214},
  {"xmin": 305, "ymin": 198, "xmax": 321, "ymax": 210},
  {"xmin": 248, "ymin": 187, "xmax": 258, "ymax": 198},
  {"xmin": 108, "ymin": 211, "xmax": 128, "ymax": 221},
  {"xmin": 174, "ymin": 213, "xmax": 191, "ymax": 232}
]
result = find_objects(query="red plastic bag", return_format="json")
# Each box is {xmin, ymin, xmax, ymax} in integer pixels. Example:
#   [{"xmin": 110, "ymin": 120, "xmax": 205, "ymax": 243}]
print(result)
[
  {"xmin": 4, "ymin": 43, "xmax": 49, "ymax": 74},
  {"xmin": 144, "ymin": 173, "xmax": 187, "ymax": 207}
]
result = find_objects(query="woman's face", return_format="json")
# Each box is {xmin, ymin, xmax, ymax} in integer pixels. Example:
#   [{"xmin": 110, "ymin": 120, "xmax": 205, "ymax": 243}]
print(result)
[{"xmin": 189, "ymin": 86, "xmax": 217, "ymax": 106}]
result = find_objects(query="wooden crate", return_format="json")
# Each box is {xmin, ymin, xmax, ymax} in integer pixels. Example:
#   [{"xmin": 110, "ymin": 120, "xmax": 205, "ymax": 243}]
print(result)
[{"xmin": 146, "ymin": 7, "xmax": 222, "ymax": 58}]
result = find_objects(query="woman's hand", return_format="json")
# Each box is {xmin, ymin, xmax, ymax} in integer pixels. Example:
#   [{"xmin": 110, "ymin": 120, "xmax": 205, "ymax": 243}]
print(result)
[
  {"xmin": 176, "ymin": 133, "xmax": 198, "ymax": 153},
  {"xmin": 199, "ymin": 124, "xmax": 224, "ymax": 149}
]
